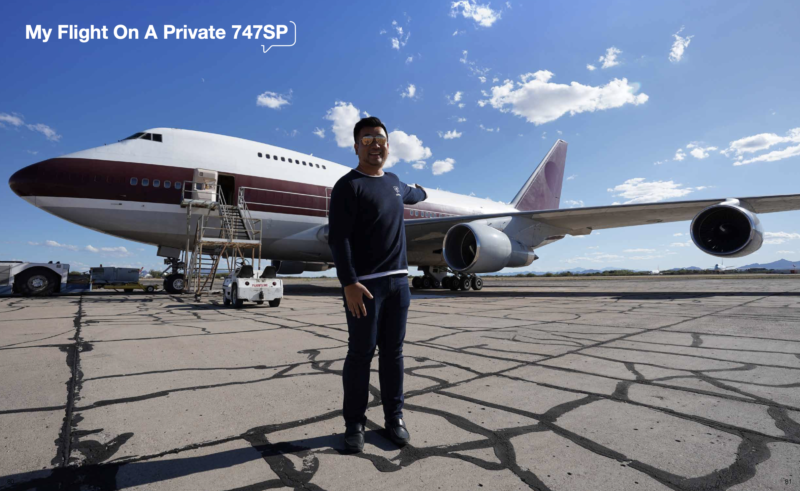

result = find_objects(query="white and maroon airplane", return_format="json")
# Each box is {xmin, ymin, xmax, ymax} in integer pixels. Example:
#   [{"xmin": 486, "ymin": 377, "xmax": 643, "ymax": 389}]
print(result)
[{"xmin": 9, "ymin": 127, "xmax": 800, "ymax": 293}]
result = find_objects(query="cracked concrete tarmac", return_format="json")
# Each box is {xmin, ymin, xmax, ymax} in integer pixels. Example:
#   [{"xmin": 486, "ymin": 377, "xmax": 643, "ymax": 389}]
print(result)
[{"xmin": 1, "ymin": 276, "xmax": 799, "ymax": 490}]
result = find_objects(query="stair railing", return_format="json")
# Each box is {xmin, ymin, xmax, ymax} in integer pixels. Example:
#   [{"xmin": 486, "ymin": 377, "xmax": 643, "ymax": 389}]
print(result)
[{"xmin": 215, "ymin": 185, "xmax": 237, "ymax": 242}]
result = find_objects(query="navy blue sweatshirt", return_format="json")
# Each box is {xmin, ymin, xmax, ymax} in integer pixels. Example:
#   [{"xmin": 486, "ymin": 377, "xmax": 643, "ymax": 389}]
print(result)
[{"xmin": 328, "ymin": 169, "xmax": 427, "ymax": 286}]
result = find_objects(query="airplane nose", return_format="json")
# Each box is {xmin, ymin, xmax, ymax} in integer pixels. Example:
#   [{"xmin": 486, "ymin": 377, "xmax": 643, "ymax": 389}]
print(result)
[{"xmin": 8, "ymin": 162, "xmax": 40, "ymax": 198}]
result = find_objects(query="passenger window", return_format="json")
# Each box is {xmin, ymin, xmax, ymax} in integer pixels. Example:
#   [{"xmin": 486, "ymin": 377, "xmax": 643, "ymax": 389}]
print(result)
[
  {"xmin": 153, "ymin": 134, "xmax": 162, "ymax": 142},
  {"xmin": 258, "ymin": 153, "xmax": 262, "ymax": 158},
  {"xmin": 164, "ymin": 180, "xmax": 171, "ymax": 189},
  {"xmin": 153, "ymin": 179, "xmax": 160, "ymax": 188},
  {"xmin": 302, "ymin": 162, "xmax": 307, "ymax": 166},
  {"xmin": 322, "ymin": 165, "xmax": 327, "ymax": 169},
  {"xmin": 175, "ymin": 182, "xmax": 182, "ymax": 190},
  {"xmin": 281, "ymin": 157, "xmax": 285, "ymax": 162},
  {"xmin": 130, "ymin": 177, "xmax": 138, "ymax": 185},
  {"xmin": 142, "ymin": 178, "xmax": 149, "ymax": 187},
  {"xmin": 265, "ymin": 154, "xmax": 270, "ymax": 159},
  {"xmin": 315, "ymin": 164, "xmax": 320, "ymax": 168},
  {"xmin": 288, "ymin": 158, "xmax": 293, "ymax": 163}
]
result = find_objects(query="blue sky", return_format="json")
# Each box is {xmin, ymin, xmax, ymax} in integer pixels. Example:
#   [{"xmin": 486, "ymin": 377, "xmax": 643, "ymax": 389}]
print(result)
[{"xmin": 1, "ymin": 0, "xmax": 799, "ymax": 274}]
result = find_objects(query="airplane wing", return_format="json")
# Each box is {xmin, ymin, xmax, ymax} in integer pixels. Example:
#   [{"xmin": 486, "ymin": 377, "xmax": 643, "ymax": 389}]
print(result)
[{"xmin": 404, "ymin": 193, "xmax": 800, "ymax": 245}]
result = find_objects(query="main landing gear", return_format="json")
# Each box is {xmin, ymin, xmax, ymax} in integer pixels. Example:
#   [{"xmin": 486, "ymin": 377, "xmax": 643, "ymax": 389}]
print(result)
[
  {"xmin": 162, "ymin": 257, "xmax": 186, "ymax": 294},
  {"xmin": 411, "ymin": 267, "xmax": 483, "ymax": 292}
]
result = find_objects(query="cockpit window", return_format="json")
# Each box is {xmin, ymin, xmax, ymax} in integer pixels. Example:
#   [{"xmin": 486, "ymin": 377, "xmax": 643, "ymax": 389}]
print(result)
[
  {"xmin": 153, "ymin": 134, "xmax": 162, "ymax": 142},
  {"xmin": 141, "ymin": 133, "xmax": 152, "ymax": 141},
  {"xmin": 123, "ymin": 132, "xmax": 144, "ymax": 140}
]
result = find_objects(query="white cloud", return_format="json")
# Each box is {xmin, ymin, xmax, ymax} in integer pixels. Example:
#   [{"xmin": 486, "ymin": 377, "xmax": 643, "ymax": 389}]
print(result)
[
  {"xmin": 384, "ymin": 130, "xmax": 432, "ymax": 168},
  {"xmin": 673, "ymin": 232, "xmax": 684, "ymax": 236},
  {"xmin": 736, "ymin": 144, "xmax": 800, "ymax": 166},
  {"xmin": 312, "ymin": 127, "xmax": 325, "ymax": 139},
  {"xmin": 453, "ymin": 29, "xmax": 465, "ymax": 36},
  {"xmin": 401, "ymin": 83, "xmax": 417, "ymax": 99},
  {"xmin": 669, "ymin": 27, "xmax": 693, "ymax": 63},
  {"xmin": 447, "ymin": 91, "xmax": 463, "ymax": 105},
  {"xmin": 629, "ymin": 255, "xmax": 664, "ymax": 260},
  {"xmin": 763, "ymin": 232, "xmax": 800, "ymax": 245},
  {"xmin": 686, "ymin": 142, "xmax": 718, "ymax": 159},
  {"xmin": 389, "ymin": 20, "xmax": 411, "ymax": 50},
  {"xmin": 450, "ymin": 0, "xmax": 502, "ymax": 27},
  {"xmin": 598, "ymin": 47, "xmax": 622, "ymax": 69},
  {"xmin": 674, "ymin": 148, "xmax": 686, "ymax": 161},
  {"xmin": 563, "ymin": 254, "xmax": 624, "ymax": 264},
  {"xmin": 379, "ymin": 29, "xmax": 387, "ymax": 35},
  {"xmin": 256, "ymin": 90, "xmax": 291, "ymax": 110},
  {"xmin": 564, "ymin": 199, "xmax": 584, "ymax": 208},
  {"xmin": 541, "ymin": 132, "xmax": 547, "ymax": 140},
  {"xmin": 85, "ymin": 245, "xmax": 133, "ymax": 257},
  {"xmin": 478, "ymin": 71, "xmax": 648, "ymax": 125},
  {"xmin": 412, "ymin": 161, "xmax": 427, "ymax": 170},
  {"xmin": 406, "ymin": 56, "xmax": 414, "ymax": 64},
  {"xmin": 566, "ymin": 174, "xmax": 577, "ymax": 180},
  {"xmin": 479, "ymin": 124, "xmax": 499, "ymax": 132},
  {"xmin": 43, "ymin": 240, "xmax": 78, "ymax": 251},
  {"xmin": 432, "ymin": 158, "xmax": 456, "ymax": 175},
  {"xmin": 459, "ymin": 50, "xmax": 491, "ymax": 79},
  {"xmin": 624, "ymin": 248, "xmax": 656, "ymax": 253},
  {"xmin": 671, "ymin": 241, "xmax": 693, "ymax": 247},
  {"xmin": 458, "ymin": 103, "xmax": 466, "ymax": 108},
  {"xmin": 0, "ymin": 112, "xmax": 62, "ymax": 141},
  {"xmin": 0, "ymin": 113, "xmax": 25, "ymax": 127},
  {"xmin": 26, "ymin": 123, "xmax": 61, "ymax": 141},
  {"xmin": 586, "ymin": 64, "xmax": 597, "ymax": 71},
  {"xmin": 324, "ymin": 101, "xmax": 362, "ymax": 148},
  {"xmin": 439, "ymin": 129, "xmax": 462, "ymax": 139},
  {"xmin": 456, "ymin": 117, "xmax": 467, "ymax": 123},
  {"xmin": 723, "ymin": 128, "xmax": 800, "ymax": 157},
  {"xmin": 607, "ymin": 178, "xmax": 695, "ymax": 204}
]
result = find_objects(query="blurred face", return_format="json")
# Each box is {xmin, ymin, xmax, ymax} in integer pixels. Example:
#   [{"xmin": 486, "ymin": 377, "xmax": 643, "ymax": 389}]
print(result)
[{"xmin": 354, "ymin": 126, "xmax": 389, "ymax": 169}]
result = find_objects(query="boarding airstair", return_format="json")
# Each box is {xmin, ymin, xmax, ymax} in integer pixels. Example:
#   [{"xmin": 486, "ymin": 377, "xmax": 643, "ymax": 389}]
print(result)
[{"xmin": 181, "ymin": 178, "xmax": 262, "ymax": 300}]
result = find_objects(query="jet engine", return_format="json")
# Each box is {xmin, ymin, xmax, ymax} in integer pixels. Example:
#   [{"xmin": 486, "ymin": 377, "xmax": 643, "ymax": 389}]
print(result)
[
  {"xmin": 271, "ymin": 261, "xmax": 332, "ymax": 275},
  {"xmin": 443, "ymin": 222, "xmax": 536, "ymax": 274},
  {"xmin": 690, "ymin": 203, "xmax": 764, "ymax": 257}
]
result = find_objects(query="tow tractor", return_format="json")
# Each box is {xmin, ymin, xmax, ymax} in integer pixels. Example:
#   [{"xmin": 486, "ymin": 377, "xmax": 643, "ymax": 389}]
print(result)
[{"xmin": 222, "ymin": 264, "xmax": 282, "ymax": 308}]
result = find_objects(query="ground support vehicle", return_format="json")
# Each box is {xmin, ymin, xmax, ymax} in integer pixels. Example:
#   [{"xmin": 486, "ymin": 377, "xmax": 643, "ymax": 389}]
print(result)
[
  {"xmin": 0, "ymin": 262, "xmax": 70, "ymax": 296},
  {"xmin": 222, "ymin": 265, "xmax": 282, "ymax": 308}
]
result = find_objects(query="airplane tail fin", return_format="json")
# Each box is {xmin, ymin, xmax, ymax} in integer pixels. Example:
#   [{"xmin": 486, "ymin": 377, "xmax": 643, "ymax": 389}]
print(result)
[{"xmin": 510, "ymin": 140, "xmax": 568, "ymax": 211}]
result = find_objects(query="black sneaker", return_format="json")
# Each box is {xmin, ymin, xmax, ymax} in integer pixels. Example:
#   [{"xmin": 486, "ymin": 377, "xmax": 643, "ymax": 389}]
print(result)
[
  {"xmin": 344, "ymin": 423, "xmax": 365, "ymax": 453},
  {"xmin": 385, "ymin": 418, "xmax": 410, "ymax": 447}
]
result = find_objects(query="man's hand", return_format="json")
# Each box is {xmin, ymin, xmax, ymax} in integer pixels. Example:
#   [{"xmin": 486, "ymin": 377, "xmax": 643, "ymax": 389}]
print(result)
[
  {"xmin": 344, "ymin": 282, "xmax": 373, "ymax": 318},
  {"xmin": 415, "ymin": 183, "xmax": 427, "ymax": 200}
]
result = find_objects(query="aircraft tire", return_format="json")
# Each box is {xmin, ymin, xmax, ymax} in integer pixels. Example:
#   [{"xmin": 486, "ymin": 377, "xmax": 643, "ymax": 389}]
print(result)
[
  {"xmin": 432, "ymin": 279, "xmax": 441, "ymax": 289},
  {"xmin": 164, "ymin": 274, "xmax": 186, "ymax": 294},
  {"xmin": 441, "ymin": 277, "xmax": 451, "ymax": 289},
  {"xmin": 422, "ymin": 276, "xmax": 432, "ymax": 289},
  {"xmin": 449, "ymin": 277, "xmax": 461, "ymax": 291},
  {"xmin": 459, "ymin": 276, "xmax": 472, "ymax": 291},
  {"xmin": 471, "ymin": 276, "xmax": 483, "ymax": 290},
  {"xmin": 232, "ymin": 286, "xmax": 244, "ymax": 308},
  {"xmin": 269, "ymin": 298, "xmax": 281, "ymax": 307},
  {"xmin": 412, "ymin": 277, "xmax": 422, "ymax": 289},
  {"xmin": 17, "ymin": 268, "xmax": 58, "ymax": 297}
]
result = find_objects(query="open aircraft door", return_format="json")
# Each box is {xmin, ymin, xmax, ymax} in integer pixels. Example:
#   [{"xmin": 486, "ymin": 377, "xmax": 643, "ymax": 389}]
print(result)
[{"xmin": 192, "ymin": 169, "xmax": 218, "ymax": 201}]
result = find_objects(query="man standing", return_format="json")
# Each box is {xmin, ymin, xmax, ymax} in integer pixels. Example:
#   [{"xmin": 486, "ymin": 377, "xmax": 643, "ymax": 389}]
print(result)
[{"xmin": 328, "ymin": 117, "xmax": 427, "ymax": 453}]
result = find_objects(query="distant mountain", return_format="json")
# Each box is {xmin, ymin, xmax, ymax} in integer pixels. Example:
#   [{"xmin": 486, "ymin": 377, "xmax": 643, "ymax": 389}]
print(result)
[
  {"xmin": 736, "ymin": 259, "xmax": 800, "ymax": 270},
  {"xmin": 665, "ymin": 266, "xmax": 703, "ymax": 271}
]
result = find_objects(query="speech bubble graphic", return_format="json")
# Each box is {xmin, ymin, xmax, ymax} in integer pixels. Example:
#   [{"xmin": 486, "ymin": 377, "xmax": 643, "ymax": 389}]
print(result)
[{"xmin": 262, "ymin": 21, "xmax": 296, "ymax": 53}]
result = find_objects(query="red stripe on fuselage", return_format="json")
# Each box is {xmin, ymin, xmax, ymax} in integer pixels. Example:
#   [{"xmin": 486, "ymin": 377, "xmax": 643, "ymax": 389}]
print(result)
[{"xmin": 11, "ymin": 158, "xmax": 465, "ymax": 220}]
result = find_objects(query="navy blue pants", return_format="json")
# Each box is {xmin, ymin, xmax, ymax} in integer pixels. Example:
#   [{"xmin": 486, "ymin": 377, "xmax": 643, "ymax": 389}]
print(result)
[{"xmin": 341, "ymin": 274, "xmax": 411, "ymax": 426}]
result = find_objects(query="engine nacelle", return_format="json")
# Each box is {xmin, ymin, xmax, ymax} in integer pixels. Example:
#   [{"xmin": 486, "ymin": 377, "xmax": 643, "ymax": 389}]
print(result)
[
  {"xmin": 271, "ymin": 261, "xmax": 332, "ymax": 275},
  {"xmin": 443, "ymin": 222, "xmax": 536, "ymax": 274},
  {"xmin": 690, "ymin": 203, "xmax": 764, "ymax": 258}
]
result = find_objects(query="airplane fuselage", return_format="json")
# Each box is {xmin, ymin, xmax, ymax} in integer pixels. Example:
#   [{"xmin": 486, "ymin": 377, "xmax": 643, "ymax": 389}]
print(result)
[{"xmin": 9, "ymin": 128, "xmax": 516, "ymax": 266}]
